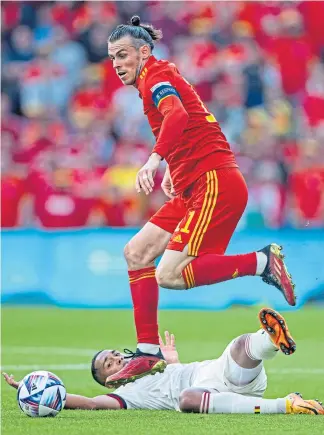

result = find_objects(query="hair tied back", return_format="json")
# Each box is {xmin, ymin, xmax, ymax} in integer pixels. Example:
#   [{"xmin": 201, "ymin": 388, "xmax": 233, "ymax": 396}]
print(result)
[{"xmin": 131, "ymin": 15, "xmax": 141, "ymax": 26}]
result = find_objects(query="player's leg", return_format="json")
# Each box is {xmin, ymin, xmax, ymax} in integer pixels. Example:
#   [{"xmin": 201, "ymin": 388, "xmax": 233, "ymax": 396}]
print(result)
[
  {"xmin": 206, "ymin": 307, "xmax": 297, "ymax": 414},
  {"xmin": 156, "ymin": 168, "xmax": 296, "ymax": 305},
  {"xmin": 106, "ymin": 197, "xmax": 186, "ymax": 388},
  {"xmin": 218, "ymin": 308, "xmax": 295, "ymax": 394},
  {"xmin": 180, "ymin": 308, "xmax": 323, "ymax": 414},
  {"xmin": 155, "ymin": 167, "xmax": 259, "ymax": 289},
  {"xmin": 224, "ymin": 308, "xmax": 296, "ymax": 389},
  {"xmin": 124, "ymin": 221, "xmax": 171, "ymax": 353},
  {"xmin": 179, "ymin": 390, "xmax": 324, "ymax": 414},
  {"xmin": 156, "ymin": 168, "xmax": 250, "ymax": 289}
]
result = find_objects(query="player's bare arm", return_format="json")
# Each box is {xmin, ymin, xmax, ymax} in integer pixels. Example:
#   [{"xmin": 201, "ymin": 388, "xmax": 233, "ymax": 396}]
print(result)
[
  {"xmin": 65, "ymin": 394, "xmax": 121, "ymax": 410},
  {"xmin": 2, "ymin": 373, "xmax": 122, "ymax": 411}
]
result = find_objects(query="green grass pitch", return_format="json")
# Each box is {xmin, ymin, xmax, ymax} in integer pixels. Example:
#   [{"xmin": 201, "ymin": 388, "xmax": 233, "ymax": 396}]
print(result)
[{"xmin": 1, "ymin": 306, "xmax": 324, "ymax": 434}]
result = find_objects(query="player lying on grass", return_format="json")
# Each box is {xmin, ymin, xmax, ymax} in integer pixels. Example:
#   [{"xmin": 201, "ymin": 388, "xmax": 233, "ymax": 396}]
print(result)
[
  {"xmin": 106, "ymin": 15, "xmax": 296, "ymax": 386},
  {"xmin": 3, "ymin": 308, "xmax": 323, "ymax": 415}
]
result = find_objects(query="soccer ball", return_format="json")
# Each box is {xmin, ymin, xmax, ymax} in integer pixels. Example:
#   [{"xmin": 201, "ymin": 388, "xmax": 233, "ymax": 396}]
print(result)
[{"xmin": 17, "ymin": 370, "xmax": 66, "ymax": 417}]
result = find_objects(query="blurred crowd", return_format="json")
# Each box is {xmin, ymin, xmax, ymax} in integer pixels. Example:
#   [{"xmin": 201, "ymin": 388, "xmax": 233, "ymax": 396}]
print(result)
[{"xmin": 1, "ymin": 1, "xmax": 324, "ymax": 229}]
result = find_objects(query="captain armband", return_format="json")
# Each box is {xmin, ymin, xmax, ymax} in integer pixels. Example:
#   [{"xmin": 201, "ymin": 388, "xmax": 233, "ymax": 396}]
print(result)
[{"xmin": 151, "ymin": 82, "xmax": 181, "ymax": 108}]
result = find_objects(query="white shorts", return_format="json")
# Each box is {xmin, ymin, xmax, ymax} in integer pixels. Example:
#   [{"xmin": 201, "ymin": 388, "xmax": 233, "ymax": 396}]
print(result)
[{"xmin": 191, "ymin": 340, "xmax": 267, "ymax": 398}]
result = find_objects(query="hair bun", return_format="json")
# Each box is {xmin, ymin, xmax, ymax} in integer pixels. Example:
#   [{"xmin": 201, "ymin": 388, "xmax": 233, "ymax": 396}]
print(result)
[{"xmin": 131, "ymin": 15, "xmax": 141, "ymax": 26}]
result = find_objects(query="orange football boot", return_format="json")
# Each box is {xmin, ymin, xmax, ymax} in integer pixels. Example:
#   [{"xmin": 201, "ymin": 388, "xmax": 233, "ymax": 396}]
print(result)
[
  {"xmin": 258, "ymin": 307, "xmax": 296, "ymax": 355},
  {"xmin": 286, "ymin": 393, "xmax": 324, "ymax": 415}
]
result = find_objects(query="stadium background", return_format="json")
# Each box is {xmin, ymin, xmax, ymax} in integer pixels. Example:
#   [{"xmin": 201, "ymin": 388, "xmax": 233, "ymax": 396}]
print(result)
[
  {"xmin": 2, "ymin": 0, "xmax": 324, "ymax": 308},
  {"xmin": 1, "ymin": 2, "xmax": 324, "ymax": 434}
]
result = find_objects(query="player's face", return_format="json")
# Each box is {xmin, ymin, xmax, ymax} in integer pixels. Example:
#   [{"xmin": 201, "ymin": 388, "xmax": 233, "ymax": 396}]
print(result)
[
  {"xmin": 94, "ymin": 349, "xmax": 127, "ymax": 384},
  {"xmin": 108, "ymin": 36, "xmax": 148, "ymax": 86}
]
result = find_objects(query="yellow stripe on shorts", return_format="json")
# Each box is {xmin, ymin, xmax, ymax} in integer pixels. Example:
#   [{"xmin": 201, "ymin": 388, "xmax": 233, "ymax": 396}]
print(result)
[
  {"xmin": 183, "ymin": 265, "xmax": 193, "ymax": 288},
  {"xmin": 184, "ymin": 262, "xmax": 195, "ymax": 288},
  {"xmin": 188, "ymin": 263, "xmax": 195, "ymax": 287},
  {"xmin": 188, "ymin": 171, "xmax": 218, "ymax": 257},
  {"xmin": 192, "ymin": 170, "xmax": 218, "ymax": 256}
]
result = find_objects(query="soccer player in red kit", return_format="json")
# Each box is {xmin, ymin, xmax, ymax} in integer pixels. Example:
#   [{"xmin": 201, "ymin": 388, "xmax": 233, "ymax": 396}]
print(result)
[{"xmin": 105, "ymin": 16, "xmax": 296, "ymax": 387}]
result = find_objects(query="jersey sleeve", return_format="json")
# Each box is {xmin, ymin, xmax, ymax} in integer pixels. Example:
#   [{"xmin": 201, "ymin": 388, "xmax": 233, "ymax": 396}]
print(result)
[
  {"xmin": 106, "ymin": 393, "xmax": 127, "ymax": 409},
  {"xmin": 145, "ymin": 70, "xmax": 180, "ymax": 108},
  {"xmin": 150, "ymin": 81, "xmax": 181, "ymax": 108},
  {"xmin": 145, "ymin": 72, "xmax": 189, "ymax": 159},
  {"xmin": 112, "ymin": 385, "xmax": 144, "ymax": 410}
]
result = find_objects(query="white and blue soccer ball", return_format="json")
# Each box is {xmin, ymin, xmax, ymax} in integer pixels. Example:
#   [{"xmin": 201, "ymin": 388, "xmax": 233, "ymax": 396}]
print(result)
[{"xmin": 17, "ymin": 371, "xmax": 66, "ymax": 417}]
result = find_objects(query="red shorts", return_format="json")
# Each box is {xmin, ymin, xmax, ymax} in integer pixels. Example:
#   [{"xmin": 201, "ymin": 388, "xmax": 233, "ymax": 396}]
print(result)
[{"xmin": 150, "ymin": 168, "xmax": 248, "ymax": 256}]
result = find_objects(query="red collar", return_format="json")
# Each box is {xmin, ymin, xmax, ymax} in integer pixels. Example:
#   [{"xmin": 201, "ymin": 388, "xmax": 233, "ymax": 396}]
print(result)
[{"xmin": 135, "ymin": 55, "xmax": 157, "ymax": 89}]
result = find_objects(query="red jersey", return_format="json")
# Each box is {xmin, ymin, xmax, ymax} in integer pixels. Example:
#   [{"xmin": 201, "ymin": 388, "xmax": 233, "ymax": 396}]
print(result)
[{"xmin": 136, "ymin": 56, "xmax": 237, "ymax": 194}]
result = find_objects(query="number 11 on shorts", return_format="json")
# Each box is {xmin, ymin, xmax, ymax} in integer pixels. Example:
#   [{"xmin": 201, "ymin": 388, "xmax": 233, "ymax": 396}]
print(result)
[{"xmin": 180, "ymin": 211, "xmax": 195, "ymax": 234}]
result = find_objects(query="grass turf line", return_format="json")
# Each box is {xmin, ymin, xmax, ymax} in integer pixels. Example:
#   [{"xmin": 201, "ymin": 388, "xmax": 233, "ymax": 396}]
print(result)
[{"xmin": 2, "ymin": 306, "xmax": 324, "ymax": 434}]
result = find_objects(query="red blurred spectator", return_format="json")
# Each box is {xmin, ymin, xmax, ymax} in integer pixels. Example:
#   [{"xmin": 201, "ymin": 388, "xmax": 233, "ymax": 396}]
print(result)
[
  {"xmin": 289, "ymin": 167, "xmax": 324, "ymax": 226},
  {"xmin": 288, "ymin": 140, "xmax": 324, "ymax": 226},
  {"xmin": 299, "ymin": 1, "xmax": 324, "ymax": 56},
  {"xmin": 13, "ymin": 116, "xmax": 65, "ymax": 166},
  {"xmin": 69, "ymin": 70, "xmax": 111, "ymax": 129},
  {"xmin": 51, "ymin": 1, "xmax": 76, "ymax": 34},
  {"xmin": 28, "ymin": 167, "xmax": 95, "ymax": 228},
  {"xmin": 266, "ymin": 9, "xmax": 313, "ymax": 97},
  {"xmin": 303, "ymin": 96, "xmax": 324, "ymax": 128},
  {"xmin": 2, "ymin": 2, "xmax": 21, "ymax": 30},
  {"xmin": 95, "ymin": 186, "xmax": 127, "ymax": 227},
  {"xmin": 72, "ymin": 1, "xmax": 117, "ymax": 33},
  {"xmin": 236, "ymin": 1, "xmax": 282, "ymax": 47}
]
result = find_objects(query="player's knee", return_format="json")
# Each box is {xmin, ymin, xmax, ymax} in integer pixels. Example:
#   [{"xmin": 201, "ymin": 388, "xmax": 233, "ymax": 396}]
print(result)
[
  {"xmin": 155, "ymin": 266, "xmax": 173, "ymax": 288},
  {"xmin": 179, "ymin": 389, "xmax": 199, "ymax": 413},
  {"xmin": 230, "ymin": 334, "xmax": 249, "ymax": 361},
  {"xmin": 229, "ymin": 334, "xmax": 260, "ymax": 370},
  {"xmin": 124, "ymin": 241, "xmax": 152, "ymax": 269},
  {"xmin": 123, "ymin": 243, "xmax": 137, "ymax": 267}
]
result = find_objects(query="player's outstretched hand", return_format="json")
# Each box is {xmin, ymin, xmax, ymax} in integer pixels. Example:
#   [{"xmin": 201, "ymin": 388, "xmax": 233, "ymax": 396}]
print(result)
[
  {"xmin": 136, "ymin": 153, "xmax": 161, "ymax": 195},
  {"xmin": 159, "ymin": 331, "xmax": 180, "ymax": 364},
  {"xmin": 2, "ymin": 372, "xmax": 19, "ymax": 389}
]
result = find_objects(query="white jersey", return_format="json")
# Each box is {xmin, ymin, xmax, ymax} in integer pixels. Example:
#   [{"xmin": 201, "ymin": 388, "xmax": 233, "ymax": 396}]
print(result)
[
  {"xmin": 113, "ymin": 341, "xmax": 267, "ymax": 410},
  {"xmin": 114, "ymin": 361, "xmax": 212, "ymax": 410}
]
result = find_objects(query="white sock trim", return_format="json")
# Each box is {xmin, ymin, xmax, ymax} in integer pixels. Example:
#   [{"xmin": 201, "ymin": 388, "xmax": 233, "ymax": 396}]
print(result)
[
  {"xmin": 137, "ymin": 343, "xmax": 160, "ymax": 354},
  {"xmin": 200, "ymin": 392, "xmax": 211, "ymax": 414},
  {"xmin": 256, "ymin": 252, "xmax": 268, "ymax": 276}
]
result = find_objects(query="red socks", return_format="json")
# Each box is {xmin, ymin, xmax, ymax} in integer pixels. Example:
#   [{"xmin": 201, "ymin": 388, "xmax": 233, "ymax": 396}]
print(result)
[
  {"xmin": 129, "ymin": 255, "xmax": 257, "ymax": 342},
  {"xmin": 128, "ymin": 266, "xmax": 159, "ymax": 344},
  {"xmin": 183, "ymin": 253, "xmax": 257, "ymax": 288}
]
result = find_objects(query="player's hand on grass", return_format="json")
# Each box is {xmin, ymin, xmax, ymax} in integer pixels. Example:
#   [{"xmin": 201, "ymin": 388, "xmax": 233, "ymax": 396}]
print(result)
[
  {"xmin": 2, "ymin": 372, "xmax": 19, "ymax": 389},
  {"xmin": 136, "ymin": 153, "xmax": 161, "ymax": 195},
  {"xmin": 161, "ymin": 166, "xmax": 175, "ymax": 199},
  {"xmin": 159, "ymin": 331, "xmax": 180, "ymax": 364}
]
